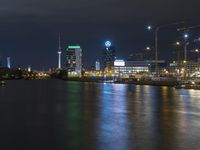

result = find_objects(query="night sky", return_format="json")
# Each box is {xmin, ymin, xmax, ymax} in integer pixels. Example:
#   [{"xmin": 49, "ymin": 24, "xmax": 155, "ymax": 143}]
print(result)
[{"xmin": 0, "ymin": 0, "xmax": 199, "ymax": 70}]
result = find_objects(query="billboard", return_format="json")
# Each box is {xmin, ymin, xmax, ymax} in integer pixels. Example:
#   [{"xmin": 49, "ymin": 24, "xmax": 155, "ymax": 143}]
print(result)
[{"xmin": 114, "ymin": 60, "xmax": 125, "ymax": 67}]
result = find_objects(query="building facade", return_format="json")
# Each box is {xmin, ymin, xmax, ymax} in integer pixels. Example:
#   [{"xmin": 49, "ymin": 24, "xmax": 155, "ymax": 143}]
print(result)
[
  {"xmin": 66, "ymin": 45, "xmax": 82, "ymax": 77},
  {"xmin": 95, "ymin": 60, "xmax": 100, "ymax": 71},
  {"xmin": 103, "ymin": 41, "xmax": 115, "ymax": 71},
  {"xmin": 168, "ymin": 61, "xmax": 200, "ymax": 77},
  {"xmin": 113, "ymin": 60, "xmax": 166, "ymax": 78}
]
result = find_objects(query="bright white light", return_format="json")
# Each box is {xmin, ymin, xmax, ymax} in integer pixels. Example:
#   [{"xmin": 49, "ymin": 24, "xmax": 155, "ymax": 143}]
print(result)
[
  {"xmin": 105, "ymin": 41, "xmax": 111, "ymax": 47},
  {"xmin": 184, "ymin": 34, "xmax": 188, "ymax": 39},
  {"xmin": 146, "ymin": 46, "xmax": 150, "ymax": 50},
  {"xmin": 28, "ymin": 66, "xmax": 31, "ymax": 72},
  {"xmin": 176, "ymin": 42, "xmax": 180, "ymax": 45},
  {"xmin": 147, "ymin": 26, "xmax": 152, "ymax": 30},
  {"xmin": 114, "ymin": 60, "xmax": 125, "ymax": 67}
]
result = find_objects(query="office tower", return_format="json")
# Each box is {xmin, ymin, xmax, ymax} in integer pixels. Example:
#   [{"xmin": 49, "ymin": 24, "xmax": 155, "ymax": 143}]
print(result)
[
  {"xmin": 66, "ymin": 45, "xmax": 82, "ymax": 77},
  {"xmin": 28, "ymin": 66, "xmax": 31, "ymax": 72},
  {"xmin": 95, "ymin": 60, "xmax": 100, "ymax": 71},
  {"xmin": 103, "ymin": 41, "xmax": 115, "ymax": 71},
  {"xmin": 7, "ymin": 57, "xmax": 11, "ymax": 68}
]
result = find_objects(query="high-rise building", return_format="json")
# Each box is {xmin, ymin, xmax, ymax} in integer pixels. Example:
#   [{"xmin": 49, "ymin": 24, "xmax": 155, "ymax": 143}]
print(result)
[
  {"xmin": 103, "ymin": 41, "xmax": 115, "ymax": 71},
  {"xmin": 66, "ymin": 45, "xmax": 82, "ymax": 77},
  {"xmin": 7, "ymin": 57, "xmax": 11, "ymax": 69},
  {"xmin": 28, "ymin": 65, "xmax": 31, "ymax": 72},
  {"xmin": 95, "ymin": 60, "xmax": 100, "ymax": 71}
]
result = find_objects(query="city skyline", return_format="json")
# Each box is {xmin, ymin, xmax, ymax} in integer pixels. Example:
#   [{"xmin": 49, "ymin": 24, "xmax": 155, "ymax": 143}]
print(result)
[{"xmin": 0, "ymin": 0, "xmax": 199, "ymax": 69}]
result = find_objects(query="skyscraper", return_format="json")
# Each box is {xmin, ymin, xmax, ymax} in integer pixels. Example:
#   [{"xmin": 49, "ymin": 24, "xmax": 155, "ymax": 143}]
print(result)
[
  {"xmin": 57, "ymin": 33, "xmax": 62, "ymax": 69},
  {"xmin": 95, "ymin": 60, "xmax": 100, "ymax": 71},
  {"xmin": 66, "ymin": 45, "xmax": 82, "ymax": 77},
  {"xmin": 103, "ymin": 41, "xmax": 115, "ymax": 71},
  {"xmin": 7, "ymin": 57, "xmax": 11, "ymax": 69}
]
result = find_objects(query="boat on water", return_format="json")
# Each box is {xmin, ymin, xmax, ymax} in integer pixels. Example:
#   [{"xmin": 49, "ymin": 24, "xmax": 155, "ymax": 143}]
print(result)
[{"xmin": 0, "ymin": 81, "xmax": 6, "ymax": 87}]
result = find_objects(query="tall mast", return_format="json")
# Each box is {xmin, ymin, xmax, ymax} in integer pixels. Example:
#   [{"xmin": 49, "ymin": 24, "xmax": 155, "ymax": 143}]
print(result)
[{"xmin": 58, "ymin": 33, "xmax": 62, "ymax": 69}]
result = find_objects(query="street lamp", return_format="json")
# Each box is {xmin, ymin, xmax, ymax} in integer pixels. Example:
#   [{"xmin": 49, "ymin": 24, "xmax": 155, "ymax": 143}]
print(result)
[
  {"xmin": 147, "ymin": 22, "xmax": 184, "ymax": 76},
  {"xmin": 146, "ymin": 46, "xmax": 151, "ymax": 50},
  {"xmin": 183, "ymin": 33, "xmax": 189, "ymax": 62},
  {"xmin": 184, "ymin": 33, "xmax": 189, "ymax": 39},
  {"xmin": 194, "ymin": 49, "xmax": 200, "ymax": 62},
  {"xmin": 176, "ymin": 41, "xmax": 180, "ymax": 46},
  {"xmin": 176, "ymin": 41, "xmax": 181, "ymax": 75},
  {"xmin": 147, "ymin": 26, "xmax": 152, "ymax": 30},
  {"xmin": 147, "ymin": 25, "xmax": 160, "ymax": 75}
]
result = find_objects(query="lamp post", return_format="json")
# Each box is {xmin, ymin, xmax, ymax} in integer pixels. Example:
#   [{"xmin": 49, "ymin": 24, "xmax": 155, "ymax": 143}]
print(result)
[
  {"xmin": 147, "ymin": 22, "xmax": 184, "ymax": 76},
  {"xmin": 184, "ymin": 33, "xmax": 189, "ymax": 62},
  {"xmin": 155, "ymin": 27, "xmax": 159, "ymax": 76},
  {"xmin": 176, "ymin": 41, "xmax": 181, "ymax": 75},
  {"xmin": 194, "ymin": 49, "xmax": 200, "ymax": 62}
]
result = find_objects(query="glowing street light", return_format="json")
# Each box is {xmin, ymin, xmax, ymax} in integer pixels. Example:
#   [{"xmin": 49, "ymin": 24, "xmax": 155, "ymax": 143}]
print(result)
[
  {"xmin": 176, "ymin": 41, "xmax": 180, "ymax": 46},
  {"xmin": 146, "ymin": 46, "xmax": 151, "ymax": 50},
  {"xmin": 176, "ymin": 41, "xmax": 181, "ymax": 71},
  {"xmin": 183, "ymin": 33, "xmax": 189, "ymax": 61},
  {"xmin": 147, "ymin": 25, "xmax": 152, "ymax": 30},
  {"xmin": 184, "ymin": 33, "xmax": 189, "ymax": 39},
  {"xmin": 146, "ymin": 22, "xmax": 184, "ymax": 76}
]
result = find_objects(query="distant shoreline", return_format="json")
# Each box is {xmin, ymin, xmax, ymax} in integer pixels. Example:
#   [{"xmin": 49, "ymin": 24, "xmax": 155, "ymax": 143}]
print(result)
[{"xmin": 2, "ymin": 78, "xmax": 200, "ymax": 90}]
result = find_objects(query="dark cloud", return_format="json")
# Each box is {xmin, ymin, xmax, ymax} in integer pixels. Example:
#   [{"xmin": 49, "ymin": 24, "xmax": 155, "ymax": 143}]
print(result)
[{"xmin": 0, "ymin": 0, "xmax": 199, "ymax": 69}]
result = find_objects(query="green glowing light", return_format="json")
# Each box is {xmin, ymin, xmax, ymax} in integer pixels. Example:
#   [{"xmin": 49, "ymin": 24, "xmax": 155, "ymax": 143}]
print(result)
[{"xmin": 68, "ymin": 46, "xmax": 81, "ymax": 49}]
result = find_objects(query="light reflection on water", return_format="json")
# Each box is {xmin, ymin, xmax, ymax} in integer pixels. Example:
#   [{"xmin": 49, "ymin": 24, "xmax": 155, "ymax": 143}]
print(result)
[
  {"xmin": 97, "ymin": 84, "xmax": 130, "ymax": 150},
  {"xmin": 0, "ymin": 80, "xmax": 200, "ymax": 150}
]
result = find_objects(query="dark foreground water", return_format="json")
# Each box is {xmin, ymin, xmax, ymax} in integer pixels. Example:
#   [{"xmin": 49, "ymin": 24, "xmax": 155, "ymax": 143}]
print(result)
[{"xmin": 0, "ymin": 80, "xmax": 200, "ymax": 150}]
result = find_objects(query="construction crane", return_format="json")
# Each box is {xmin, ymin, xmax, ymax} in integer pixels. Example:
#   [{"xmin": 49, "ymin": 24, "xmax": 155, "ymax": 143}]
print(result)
[
  {"xmin": 177, "ymin": 25, "xmax": 200, "ymax": 61},
  {"xmin": 177, "ymin": 25, "xmax": 200, "ymax": 32}
]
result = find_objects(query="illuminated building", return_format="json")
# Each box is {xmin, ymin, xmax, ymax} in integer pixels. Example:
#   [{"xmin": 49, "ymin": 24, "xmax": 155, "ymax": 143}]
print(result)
[
  {"xmin": 7, "ymin": 57, "xmax": 11, "ymax": 69},
  {"xmin": 103, "ymin": 41, "xmax": 115, "ymax": 71},
  {"xmin": 168, "ymin": 61, "xmax": 200, "ymax": 77},
  {"xmin": 28, "ymin": 66, "xmax": 31, "ymax": 72},
  {"xmin": 113, "ymin": 60, "xmax": 166, "ymax": 78},
  {"xmin": 95, "ymin": 60, "xmax": 100, "ymax": 71},
  {"xmin": 66, "ymin": 45, "xmax": 82, "ymax": 77},
  {"xmin": 114, "ymin": 60, "xmax": 149, "ymax": 78}
]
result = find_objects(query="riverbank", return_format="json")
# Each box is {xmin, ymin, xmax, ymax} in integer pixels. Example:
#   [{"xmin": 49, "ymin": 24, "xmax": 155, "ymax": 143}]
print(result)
[
  {"xmin": 65, "ymin": 77, "xmax": 200, "ymax": 90},
  {"xmin": 65, "ymin": 77, "xmax": 177, "ymax": 86},
  {"xmin": 2, "ymin": 77, "xmax": 200, "ymax": 90}
]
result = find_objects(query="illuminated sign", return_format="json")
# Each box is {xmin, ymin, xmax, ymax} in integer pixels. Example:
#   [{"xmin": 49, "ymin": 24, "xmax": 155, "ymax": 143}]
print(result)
[
  {"xmin": 68, "ymin": 46, "xmax": 81, "ymax": 49},
  {"xmin": 114, "ymin": 60, "xmax": 125, "ymax": 67},
  {"xmin": 105, "ymin": 41, "xmax": 111, "ymax": 47}
]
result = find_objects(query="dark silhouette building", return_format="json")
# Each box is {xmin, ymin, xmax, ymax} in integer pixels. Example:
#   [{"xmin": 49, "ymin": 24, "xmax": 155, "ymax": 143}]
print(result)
[{"xmin": 103, "ymin": 41, "xmax": 116, "ymax": 71}]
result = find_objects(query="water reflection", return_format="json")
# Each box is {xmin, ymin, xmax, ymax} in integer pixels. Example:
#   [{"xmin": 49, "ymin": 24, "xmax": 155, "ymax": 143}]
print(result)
[
  {"xmin": 0, "ymin": 80, "xmax": 200, "ymax": 150},
  {"xmin": 97, "ymin": 84, "xmax": 130, "ymax": 150}
]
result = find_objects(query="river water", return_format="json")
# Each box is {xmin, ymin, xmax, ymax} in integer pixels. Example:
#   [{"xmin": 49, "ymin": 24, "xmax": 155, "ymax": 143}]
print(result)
[{"xmin": 0, "ymin": 80, "xmax": 200, "ymax": 150}]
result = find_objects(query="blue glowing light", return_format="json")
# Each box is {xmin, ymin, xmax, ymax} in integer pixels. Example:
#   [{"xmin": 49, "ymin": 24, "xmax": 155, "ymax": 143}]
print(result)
[{"xmin": 105, "ymin": 41, "xmax": 111, "ymax": 47}]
